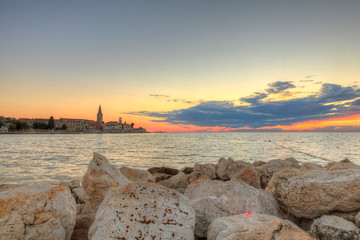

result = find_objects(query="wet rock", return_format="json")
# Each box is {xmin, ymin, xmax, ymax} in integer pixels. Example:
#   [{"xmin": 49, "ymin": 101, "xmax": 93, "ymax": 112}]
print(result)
[
  {"xmin": 340, "ymin": 158, "xmax": 352, "ymax": 163},
  {"xmin": 0, "ymin": 183, "xmax": 76, "ymax": 240},
  {"xmin": 215, "ymin": 157, "xmax": 234, "ymax": 180},
  {"xmin": 148, "ymin": 166, "xmax": 179, "ymax": 176},
  {"xmin": 181, "ymin": 167, "xmax": 194, "ymax": 175},
  {"xmin": 256, "ymin": 159, "xmax": 301, "ymax": 188},
  {"xmin": 266, "ymin": 169, "xmax": 360, "ymax": 219},
  {"xmin": 184, "ymin": 180, "xmax": 279, "ymax": 237},
  {"xmin": 88, "ymin": 182, "xmax": 195, "ymax": 240},
  {"xmin": 119, "ymin": 166, "xmax": 155, "ymax": 183},
  {"xmin": 310, "ymin": 215, "xmax": 360, "ymax": 240},
  {"xmin": 189, "ymin": 163, "xmax": 217, "ymax": 183},
  {"xmin": 208, "ymin": 213, "xmax": 314, "ymax": 240},
  {"xmin": 82, "ymin": 153, "xmax": 130, "ymax": 211},
  {"xmin": 152, "ymin": 172, "xmax": 173, "ymax": 182},
  {"xmin": 159, "ymin": 172, "xmax": 190, "ymax": 194}
]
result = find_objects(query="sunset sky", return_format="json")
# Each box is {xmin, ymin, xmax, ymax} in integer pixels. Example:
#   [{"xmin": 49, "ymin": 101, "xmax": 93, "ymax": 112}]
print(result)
[{"xmin": 1, "ymin": 1, "xmax": 360, "ymax": 132}]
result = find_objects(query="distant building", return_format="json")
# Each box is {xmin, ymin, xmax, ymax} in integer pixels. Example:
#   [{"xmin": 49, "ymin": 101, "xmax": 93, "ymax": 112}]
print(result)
[{"xmin": 3, "ymin": 105, "xmax": 146, "ymax": 133}]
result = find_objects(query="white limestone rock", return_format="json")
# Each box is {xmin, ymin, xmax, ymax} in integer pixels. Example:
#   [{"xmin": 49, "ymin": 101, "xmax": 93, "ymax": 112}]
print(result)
[
  {"xmin": 89, "ymin": 182, "xmax": 195, "ymax": 240},
  {"xmin": 82, "ymin": 153, "xmax": 130, "ymax": 211},
  {"xmin": 310, "ymin": 215, "xmax": 360, "ymax": 240},
  {"xmin": 119, "ymin": 166, "xmax": 155, "ymax": 183},
  {"xmin": 0, "ymin": 183, "xmax": 76, "ymax": 240},
  {"xmin": 266, "ymin": 169, "xmax": 360, "ymax": 219},
  {"xmin": 184, "ymin": 180, "xmax": 279, "ymax": 237},
  {"xmin": 73, "ymin": 187, "xmax": 87, "ymax": 204},
  {"xmin": 208, "ymin": 213, "xmax": 314, "ymax": 240}
]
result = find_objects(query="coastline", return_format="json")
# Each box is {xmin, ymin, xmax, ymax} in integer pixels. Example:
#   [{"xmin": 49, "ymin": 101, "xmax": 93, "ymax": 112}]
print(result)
[{"xmin": 0, "ymin": 129, "xmax": 147, "ymax": 134}]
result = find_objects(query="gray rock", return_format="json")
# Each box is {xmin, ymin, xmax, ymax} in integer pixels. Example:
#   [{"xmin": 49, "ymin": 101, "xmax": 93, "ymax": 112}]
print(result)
[
  {"xmin": 184, "ymin": 180, "xmax": 279, "ymax": 237},
  {"xmin": 310, "ymin": 215, "xmax": 360, "ymax": 240},
  {"xmin": 208, "ymin": 213, "xmax": 314, "ymax": 240},
  {"xmin": 266, "ymin": 169, "xmax": 360, "ymax": 219}
]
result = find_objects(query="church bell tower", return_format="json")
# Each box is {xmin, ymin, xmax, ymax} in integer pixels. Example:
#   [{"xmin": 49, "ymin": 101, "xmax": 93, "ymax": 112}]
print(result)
[{"xmin": 97, "ymin": 105, "xmax": 103, "ymax": 124}]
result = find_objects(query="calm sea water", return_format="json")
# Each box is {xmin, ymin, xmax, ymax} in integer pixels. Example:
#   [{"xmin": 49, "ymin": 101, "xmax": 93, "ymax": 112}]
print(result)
[{"xmin": 1, "ymin": 132, "xmax": 359, "ymax": 184}]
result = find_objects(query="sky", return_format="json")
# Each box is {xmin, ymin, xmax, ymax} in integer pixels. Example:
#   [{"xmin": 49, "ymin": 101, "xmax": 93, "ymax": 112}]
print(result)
[{"xmin": 1, "ymin": 0, "xmax": 360, "ymax": 132}]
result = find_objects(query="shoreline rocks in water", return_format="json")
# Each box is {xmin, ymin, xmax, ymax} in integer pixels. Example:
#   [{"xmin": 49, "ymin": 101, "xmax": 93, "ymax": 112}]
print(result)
[{"xmin": 1, "ymin": 153, "xmax": 360, "ymax": 239}]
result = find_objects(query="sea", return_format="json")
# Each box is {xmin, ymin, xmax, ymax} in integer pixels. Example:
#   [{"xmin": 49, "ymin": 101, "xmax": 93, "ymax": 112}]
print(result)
[{"xmin": 1, "ymin": 132, "xmax": 359, "ymax": 184}]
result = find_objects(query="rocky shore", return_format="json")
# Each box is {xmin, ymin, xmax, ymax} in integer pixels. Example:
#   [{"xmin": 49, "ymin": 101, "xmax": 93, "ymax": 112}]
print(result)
[{"xmin": 1, "ymin": 153, "xmax": 360, "ymax": 240}]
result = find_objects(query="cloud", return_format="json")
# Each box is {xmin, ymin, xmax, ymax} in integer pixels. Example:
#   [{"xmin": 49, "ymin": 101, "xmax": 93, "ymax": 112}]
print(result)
[
  {"xmin": 266, "ymin": 81, "xmax": 296, "ymax": 94},
  {"xmin": 150, "ymin": 94, "xmax": 193, "ymax": 104},
  {"xmin": 150, "ymin": 94, "xmax": 170, "ymax": 98},
  {"xmin": 299, "ymin": 79, "xmax": 314, "ymax": 83},
  {"xmin": 133, "ymin": 82, "xmax": 360, "ymax": 129},
  {"xmin": 317, "ymin": 83, "xmax": 359, "ymax": 103}
]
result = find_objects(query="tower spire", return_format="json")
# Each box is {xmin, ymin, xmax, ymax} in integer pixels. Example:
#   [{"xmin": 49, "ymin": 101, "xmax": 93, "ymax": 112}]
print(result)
[{"xmin": 97, "ymin": 105, "xmax": 103, "ymax": 124}]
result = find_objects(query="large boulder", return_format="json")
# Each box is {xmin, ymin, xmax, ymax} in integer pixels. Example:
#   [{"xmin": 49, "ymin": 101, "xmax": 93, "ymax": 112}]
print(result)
[
  {"xmin": 227, "ymin": 161, "xmax": 253, "ymax": 177},
  {"xmin": 119, "ymin": 166, "xmax": 155, "ymax": 183},
  {"xmin": 82, "ymin": 153, "xmax": 130, "ymax": 211},
  {"xmin": 215, "ymin": 157, "xmax": 234, "ymax": 180},
  {"xmin": 310, "ymin": 215, "xmax": 360, "ymax": 240},
  {"xmin": 89, "ymin": 183, "xmax": 195, "ymax": 240},
  {"xmin": 0, "ymin": 183, "xmax": 76, "ymax": 240},
  {"xmin": 189, "ymin": 163, "xmax": 217, "ymax": 183},
  {"xmin": 229, "ymin": 166, "xmax": 261, "ymax": 189},
  {"xmin": 159, "ymin": 172, "xmax": 190, "ymax": 194},
  {"xmin": 266, "ymin": 169, "xmax": 360, "ymax": 219},
  {"xmin": 208, "ymin": 213, "xmax": 314, "ymax": 240},
  {"xmin": 256, "ymin": 159, "xmax": 300, "ymax": 188},
  {"xmin": 184, "ymin": 179, "xmax": 279, "ymax": 237}
]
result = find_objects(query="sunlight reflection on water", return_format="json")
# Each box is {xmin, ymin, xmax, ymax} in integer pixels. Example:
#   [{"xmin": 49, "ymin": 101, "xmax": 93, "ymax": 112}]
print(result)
[{"xmin": 0, "ymin": 132, "xmax": 359, "ymax": 184}]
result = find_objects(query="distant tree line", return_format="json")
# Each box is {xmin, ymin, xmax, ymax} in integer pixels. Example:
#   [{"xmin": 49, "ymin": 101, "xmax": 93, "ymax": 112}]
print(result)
[{"xmin": 5, "ymin": 116, "xmax": 67, "ymax": 131}]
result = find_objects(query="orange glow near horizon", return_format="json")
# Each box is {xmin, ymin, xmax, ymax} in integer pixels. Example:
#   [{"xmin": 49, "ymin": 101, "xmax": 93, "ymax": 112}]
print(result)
[{"xmin": 259, "ymin": 114, "xmax": 360, "ymax": 131}]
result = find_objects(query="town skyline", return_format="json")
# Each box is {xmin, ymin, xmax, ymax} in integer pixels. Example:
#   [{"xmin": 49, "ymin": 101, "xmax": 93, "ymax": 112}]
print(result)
[{"xmin": 1, "ymin": 1, "xmax": 360, "ymax": 132}]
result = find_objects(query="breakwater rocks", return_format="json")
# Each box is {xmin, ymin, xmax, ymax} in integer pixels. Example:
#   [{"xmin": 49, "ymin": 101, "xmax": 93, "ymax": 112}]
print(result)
[{"xmin": 1, "ymin": 154, "xmax": 360, "ymax": 240}]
